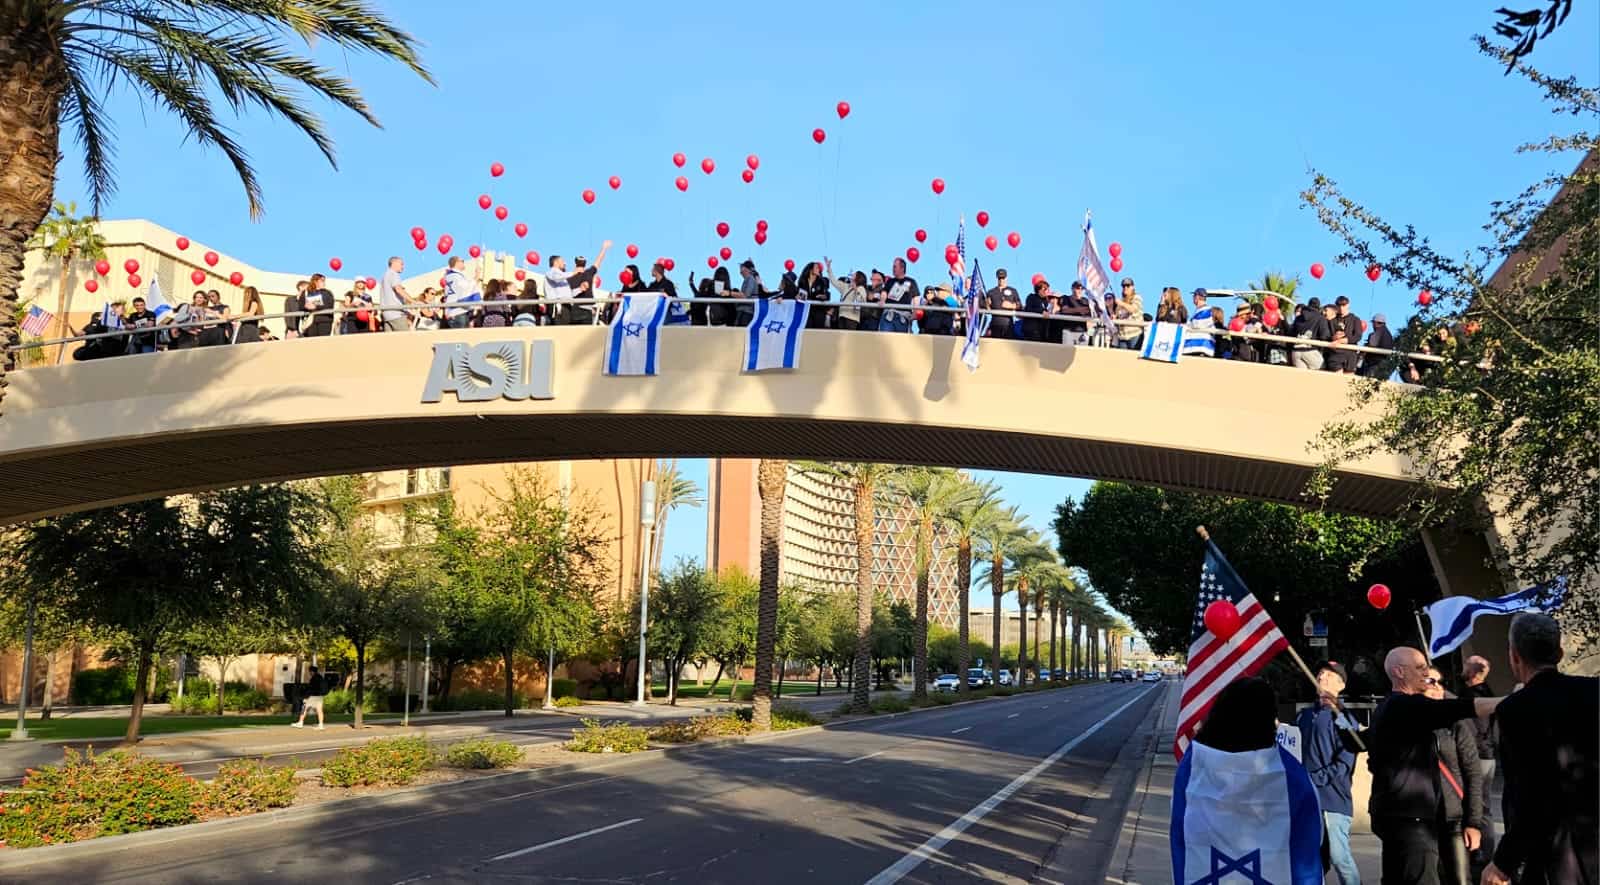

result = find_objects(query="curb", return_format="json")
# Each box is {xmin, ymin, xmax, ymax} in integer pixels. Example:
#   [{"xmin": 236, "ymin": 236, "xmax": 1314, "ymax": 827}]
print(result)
[{"xmin": 1103, "ymin": 682, "xmax": 1176, "ymax": 884}]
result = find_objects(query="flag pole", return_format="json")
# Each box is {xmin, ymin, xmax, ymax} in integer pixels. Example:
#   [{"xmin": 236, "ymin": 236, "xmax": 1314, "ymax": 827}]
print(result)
[
  {"xmin": 1413, "ymin": 609, "xmax": 1432, "ymax": 662},
  {"xmin": 1196, "ymin": 525, "xmax": 1365, "ymax": 751}
]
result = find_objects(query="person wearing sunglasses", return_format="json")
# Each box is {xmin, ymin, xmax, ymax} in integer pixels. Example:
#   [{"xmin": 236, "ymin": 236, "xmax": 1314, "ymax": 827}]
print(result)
[{"xmin": 1424, "ymin": 666, "xmax": 1484, "ymax": 885}]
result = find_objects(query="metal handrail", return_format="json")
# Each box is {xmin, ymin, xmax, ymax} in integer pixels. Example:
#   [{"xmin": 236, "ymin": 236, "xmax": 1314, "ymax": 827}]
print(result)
[{"xmin": 5, "ymin": 296, "xmax": 1442, "ymax": 364}]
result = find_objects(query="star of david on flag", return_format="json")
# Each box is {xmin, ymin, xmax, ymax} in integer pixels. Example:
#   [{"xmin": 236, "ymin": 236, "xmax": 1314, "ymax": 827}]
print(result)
[
  {"xmin": 603, "ymin": 294, "xmax": 669, "ymax": 376},
  {"xmin": 744, "ymin": 298, "xmax": 810, "ymax": 372},
  {"xmin": 1140, "ymin": 321, "xmax": 1184, "ymax": 364}
]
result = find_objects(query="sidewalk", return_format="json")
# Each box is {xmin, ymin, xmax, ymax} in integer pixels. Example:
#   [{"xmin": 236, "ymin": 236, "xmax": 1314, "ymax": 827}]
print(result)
[{"xmin": 1104, "ymin": 685, "xmax": 1383, "ymax": 883}]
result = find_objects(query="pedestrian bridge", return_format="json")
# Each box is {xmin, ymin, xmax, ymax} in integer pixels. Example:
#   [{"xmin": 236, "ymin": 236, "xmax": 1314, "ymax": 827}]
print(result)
[{"xmin": 0, "ymin": 327, "xmax": 1418, "ymax": 523}]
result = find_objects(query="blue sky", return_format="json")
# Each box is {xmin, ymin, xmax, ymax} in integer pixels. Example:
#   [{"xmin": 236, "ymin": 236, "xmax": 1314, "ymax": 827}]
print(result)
[{"xmin": 51, "ymin": 2, "xmax": 1596, "ymax": 610}]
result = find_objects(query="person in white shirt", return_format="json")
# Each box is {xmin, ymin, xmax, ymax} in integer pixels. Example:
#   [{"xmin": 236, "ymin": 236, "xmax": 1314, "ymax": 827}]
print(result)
[{"xmin": 442, "ymin": 256, "xmax": 478, "ymax": 329}]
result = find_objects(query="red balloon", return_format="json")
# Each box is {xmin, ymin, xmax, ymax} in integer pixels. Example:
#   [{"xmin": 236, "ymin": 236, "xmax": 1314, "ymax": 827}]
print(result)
[
  {"xmin": 812, "ymin": 128, "xmax": 826, "ymax": 144},
  {"xmin": 716, "ymin": 221, "xmax": 730, "ymax": 238},
  {"xmin": 514, "ymin": 222, "xmax": 528, "ymax": 238},
  {"xmin": 1031, "ymin": 273, "xmax": 1045, "ymax": 287},
  {"xmin": 494, "ymin": 205, "xmax": 509, "ymax": 221},
  {"xmin": 1417, "ymin": 290, "xmax": 1433, "ymax": 306},
  {"xmin": 1309, "ymin": 262, "xmax": 1325, "ymax": 280},
  {"xmin": 1006, "ymin": 231, "xmax": 1021, "ymax": 249},
  {"xmin": 905, "ymin": 247, "xmax": 920, "ymax": 263},
  {"xmin": 662, "ymin": 258, "xmax": 675, "ymax": 271},
  {"xmin": 945, "ymin": 247, "xmax": 959, "ymax": 265},
  {"xmin": 746, "ymin": 154, "xmax": 760, "ymax": 170},
  {"xmin": 1203, "ymin": 600, "xmax": 1243, "ymax": 641},
  {"xmin": 1366, "ymin": 264, "xmax": 1382, "ymax": 282},
  {"xmin": 439, "ymin": 234, "xmax": 453, "ymax": 247},
  {"xmin": 190, "ymin": 269, "xmax": 207, "ymax": 285},
  {"xmin": 756, "ymin": 219, "xmax": 769, "ymax": 232},
  {"xmin": 930, "ymin": 178, "xmax": 945, "ymax": 195},
  {"xmin": 1229, "ymin": 316, "xmax": 1246, "ymax": 332},
  {"xmin": 619, "ymin": 269, "xmax": 634, "ymax": 287},
  {"xmin": 700, "ymin": 157, "xmax": 715, "ymax": 175},
  {"xmin": 672, "ymin": 152, "xmax": 687, "ymax": 168},
  {"xmin": 707, "ymin": 256, "xmax": 719, "ymax": 269},
  {"xmin": 784, "ymin": 259, "xmax": 796, "ymax": 272},
  {"xmin": 914, "ymin": 309, "xmax": 925, "ymax": 321},
  {"xmin": 478, "ymin": 194, "xmax": 492, "ymax": 210},
  {"xmin": 203, "ymin": 251, "xmax": 219, "ymax": 267},
  {"xmin": 410, "ymin": 226, "xmax": 425, "ymax": 241},
  {"xmin": 1367, "ymin": 584, "xmax": 1392, "ymax": 611},
  {"xmin": 526, "ymin": 250, "xmax": 540, "ymax": 265},
  {"xmin": 175, "ymin": 236, "xmax": 190, "ymax": 251},
  {"xmin": 836, "ymin": 101, "xmax": 851, "ymax": 119},
  {"xmin": 984, "ymin": 235, "xmax": 998, "ymax": 251},
  {"xmin": 754, "ymin": 230, "xmax": 768, "ymax": 245},
  {"xmin": 229, "ymin": 271, "xmax": 244, "ymax": 286},
  {"xmin": 83, "ymin": 279, "xmax": 98, "ymax": 293},
  {"xmin": 719, "ymin": 246, "xmax": 733, "ymax": 261},
  {"xmin": 489, "ymin": 162, "xmax": 505, "ymax": 177},
  {"xmin": 1110, "ymin": 256, "xmax": 1124, "ymax": 273},
  {"xmin": 741, "ymin": 169, "xmax": 755, "ymax": 183},
  {"xmin": 675, "ymin": 176, "xmax": 689, "ymax": 192},
  {"xmin": 626, "ymin": 243, "xmax": 639, "ymax": 258},
  {"xmin": 1263, "ymin": 294, "xmax": 1279, "ymax": 311},
  {"xmin": 468, "ymin": 245, "xmax": 482, "ymax": 258},
  {"xmin": 976, "ymin": 211, "xmax": 990, "ymax": 228},
  {"xmin": 127, "ymin": 273, "xmax": 141, "ymax": 288},
  {"xmin": 437, "ymin": 240, "xmax": 451, "ymax": 254},
  {"xmin": 514, "ymin": 270, "xmax": 526, "ymax": 281},
  {"xmin": 581, "ymin": 189, "xmax": 596, "ymax": 205},
  {"xmin": 609, "ymin": 175, "xmax": 622, "ymax": 190},
  {"xmin": 438, "ymin": 278, "xmax": 446, "ymax": 288},
  {"xmin": 914, "ymin": 229, "xmax": 927, "ymax": 243},
  {"xmin": 1108, "ymin": 242, "xmax": 1123, "ymax": 259},
  {"xmin": 94, "ymin": 260, "xmax": 110, "ymax": 276},
  {"xmin": 329, "ymin": 257, "xmax": 342, "ymax": 272},
  {"xmin": 364, "ymin": 276, "xmax": 377, "ymax": 290},
  {"xmin": 414, "ymin": 237, "xmax": 427, "ymax": 251},
  {"xmin": 124, "ymin": 258, "xmax": 140, "ymax": 274}
]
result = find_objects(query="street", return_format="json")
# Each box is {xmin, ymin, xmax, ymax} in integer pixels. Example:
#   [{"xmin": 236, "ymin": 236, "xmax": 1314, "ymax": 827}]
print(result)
[{"xmin": 0, "ymin": 681, "xmax": 1165, "ymax": 884}]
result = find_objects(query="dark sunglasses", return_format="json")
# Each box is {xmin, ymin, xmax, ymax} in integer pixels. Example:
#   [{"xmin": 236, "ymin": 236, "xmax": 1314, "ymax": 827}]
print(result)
[{"xmin": 1423, "ymin": 677, "xmax": 1441, "ymax": 686}]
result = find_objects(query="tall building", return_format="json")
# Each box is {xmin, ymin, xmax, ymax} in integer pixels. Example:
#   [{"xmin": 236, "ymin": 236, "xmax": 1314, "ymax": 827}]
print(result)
[{"xmin": 707, "ymin": 459, "xmax": 963, "ymax": 627}]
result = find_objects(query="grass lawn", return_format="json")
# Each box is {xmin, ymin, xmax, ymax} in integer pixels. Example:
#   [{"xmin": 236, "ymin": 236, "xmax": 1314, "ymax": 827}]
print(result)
[{"xmin": 0, "ymin": 712, "xmax": 399, "ymax": 742}]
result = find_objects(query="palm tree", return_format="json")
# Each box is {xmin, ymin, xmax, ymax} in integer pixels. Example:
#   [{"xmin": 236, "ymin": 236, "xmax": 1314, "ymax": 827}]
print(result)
[
  {"xmin": 1064, "ymin": 583, "xmax": 1099, "ymax": 679},
  {"xmin": 974, "ymin": 507, "xmax": 1027, "ymax": 685},
  {"xmin": 1246, "ymin": 270, "xmax": 1301, "ymax": 312},
  {"xmin": 1002, "ymin": 539, "xmax": 1056, "ymax": 688},
  {"xmin": 0, "ymin": 2, "xmax": 431, "ymax": 407},
  {"xmin": 797, "ymin": 461, "xmax": 900, "ymax": 713},
  {"xmin": 648, "ymin": 459, "xmax": 704, "ymax": 580},
  {"xmin": 25, "ymin": 201, "xmax": 104, "ymax": 364},
  {"xmin": 1043, "ymin": 571, "xmax": 1078, "ymax": 682},
  {"xmin": 750, "ymin": 458, "xmax": 787, "ymax": 731},
  {"xmin": 887, "ymin": 467, "xmax": 968, "ymax": 700},
  {"xmin": 941, "ymin": 480, "xmax": 1004, "ymax": 694}
]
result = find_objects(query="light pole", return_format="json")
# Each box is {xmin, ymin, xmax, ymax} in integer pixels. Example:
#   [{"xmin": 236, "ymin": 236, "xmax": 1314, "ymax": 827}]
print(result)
[
  {"xmin": 9, "ymin": 599, "xmax": 35, "ymax": 741},
  {"xmin": 543, "ymin": 646, "xmax": 556, "ymax": 710},
  {"xmin": 420, "ymin": 637, "xmax": 431, "ymax": 714},
  {"xmin": 402, "ymin": 635, "xmax": 412, "ymax": 727},
  {"xmin": 633, "ymin": 480, "xmax": 656, "ymax": 708}
]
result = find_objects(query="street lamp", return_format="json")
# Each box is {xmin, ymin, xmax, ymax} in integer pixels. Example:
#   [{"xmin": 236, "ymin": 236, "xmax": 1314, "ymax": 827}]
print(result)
[
  {"xmin": 420, "ymin": 637, "xmax": 431, "ymax": 714},
  {"xmin": 633, "ymin": 480, "xmax": 656, "ymax": 708}
]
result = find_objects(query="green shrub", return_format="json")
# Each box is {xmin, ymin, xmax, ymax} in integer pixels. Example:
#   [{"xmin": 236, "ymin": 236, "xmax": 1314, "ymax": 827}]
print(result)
[
  {"xmin": 223, "ymin": 689, "xmax": 271, "ymax": 713},
  {"xmin": 320, "ymin": 737, "xmax": 438, "ymax": 787},
  {"xmin": 0, "ymin": 749, "xmax": 200, "ymax": 847},
  {"xmin": 182, "ymin": 678, "xmax": 215, "ymax": 698},
  {"xmin": 645, "ymin": 720, "xmax": 700, "ymax": 743},
  {"xmin": 990, "ymin": 686, "xmax": 1014, "ymax": 697},
  {"xmin": 551, "ymin": 678, "xmax": 578, "ymax": 699},
  {"xmin": 870, "ymin": 696, "xmax": 912, "ymax": 714},
  {"xmin": 444, "ymin": 738, "xmax": 523, "ymax": 770},
  {"xmin": 771, "ymin": 706, "xmax": 821, "ymax": 730},
  {"xmin": 168, "ymin": 692, "xmax": 213, "ymax": 715},
  {"xmin": 198, "ymin": 759, "xmax": 297, "ymax": 816},
  {"xmin": 553, "ymin": 695, "xmax": 583, "ymax": 708},
  {"xmin": 321, "ymin": 688, "xmax": 382, "ymax": 716},
  {"xmin": 72, "ymin": 667, "xmax": 173, "ymax": 706},
  {"xmin": 565, "ymin": 718, "xmax": 648, "ymax": 754},
  {"xmin": 648, "ymin": 713, "xmax": 752, "ymax": 744},
  {"xmin": 731, "ymin": 684, "xmax": 755, "ymax": 701}
]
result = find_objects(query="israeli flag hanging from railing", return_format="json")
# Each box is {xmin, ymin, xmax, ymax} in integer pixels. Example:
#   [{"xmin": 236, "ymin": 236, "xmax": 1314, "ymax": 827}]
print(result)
[
  {"xmin": 1425, "ymin": 577, "xmax": 1568, "ymax": 658},
  {"xmin": 604, "ymin": 294, "xmax": 670, "ymax": 376},
  {"xmin": 1140, "ymin": 322, "xmax": 1184, "ymax": 364},
  {"xmin": 1171, "ymin": 743, "xmax": 1324, "ymax": 885},
  {"xmin": 744, "ymin": 298, "xmax": 809, "ymax": 372}
]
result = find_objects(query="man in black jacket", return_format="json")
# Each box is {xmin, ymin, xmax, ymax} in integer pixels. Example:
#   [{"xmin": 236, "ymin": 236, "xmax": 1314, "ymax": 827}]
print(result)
[
  {"xmin": 1458, "ymin": 654, "xmax": 1498, "ymax": 877},
  {"xmin": 292, "ymin": 665, "xmax": 327, "ymax": 730},
  {"xmin": 1368, "ymin": 646, "xmax": 1501, "ymax": 885},
  {"xmin": 1482, "ymin": 613, "xmax": 1598, "ymax": 885}
]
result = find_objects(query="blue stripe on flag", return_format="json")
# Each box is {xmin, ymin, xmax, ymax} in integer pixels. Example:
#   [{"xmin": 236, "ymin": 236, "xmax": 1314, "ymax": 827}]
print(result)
[
  {"xmin": 643, "ymin": 296, "xmax": 668, "ymax": 375},
  {"xmin": 784, "ymin": 302, "xmax": 807, "ymax": 366},
  {"xmin": 1169, "ymin": 750, "xmax": 1193, "ymax": 883},
  {"xmin": 1281, "ymin": 745, "xmax": 1324, "ymax": 884},
  {"xmin": 607, "ymin": 305, "xmax": 626, "ymax": 375}
]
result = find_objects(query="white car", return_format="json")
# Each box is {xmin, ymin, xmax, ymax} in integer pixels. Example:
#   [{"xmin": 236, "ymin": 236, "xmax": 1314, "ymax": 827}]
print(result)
[
  {"xmin": 1143, "ymin": 671, "xmax": 1161, "ymax": 683},
  {"xmin": 966, "ymin": 668, "xmax": 991, "ymax": 688},
  {"xmin": 933, "ymin": 673, "xmax": 961, "ymax": 692},
  {"xmin": 997, "ymin": 669, "xmax": 1014, "ymax": 686}
]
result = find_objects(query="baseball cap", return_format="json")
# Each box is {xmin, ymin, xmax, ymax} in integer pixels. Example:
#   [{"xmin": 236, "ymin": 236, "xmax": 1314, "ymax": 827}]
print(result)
[
  {"xmin": 1314, "ymin": 660, "xmax": 1348, "ymax": 683},
  {"xmin": 1373, "ymin": 313, "xmax": 1388, "ymax": 324},
  {"xmin": 1070, "ymin": 281, "xmax": 1085, "ymax": 290},
  {"xmin": 1335, "ymin": 295, "xmax": 1350, "ymax": 306},
  {"xmin": 1120, "ymin": 277, "xmax": 1135, "ymax": 287},
  {"xmin": 1192, "ymin": 287, "xmax": 1208, "ymax": 298},
  {"xmin": 996, "ymin": 268, "xmax": 1008, "ymax": 279}
]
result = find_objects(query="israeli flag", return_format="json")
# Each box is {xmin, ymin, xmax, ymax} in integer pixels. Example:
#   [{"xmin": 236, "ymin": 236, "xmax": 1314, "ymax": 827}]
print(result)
[
  {"xmin": 1171, "ymin": 743, "xmax": 1324, "ymax": 885},
  {"xmin": 1140, "ymin": 321, "xmax": 1184, "ymax": 364},
  {"xmin": 1425, "ymin": 577, "xmax": 1568, "ymax": 658},
  {"xmin": 147, "ymin": 276, "xmax": 173, "ymax": 321},
  {"xmin": 99, "ymin": 302, "xmax": 123, "ymax": 329},
  {"xmin": 744, "ymin": 298, "xmax": 809, "ymax": 372},
  {"xmin": 603, "ymin": 294, "xmax": 669, "ymax": 376},
  {"xmin": 1182, "ymin": 315, "xmax": 1216, "ymax": 357}
]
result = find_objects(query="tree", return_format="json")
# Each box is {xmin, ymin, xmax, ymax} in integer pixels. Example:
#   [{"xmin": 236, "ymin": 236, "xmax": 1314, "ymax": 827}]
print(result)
[
  {"xmin": 1245, "ymin": 270, "xmax": 1300, "ymax": 311},
  {"xmin": 0, "ymin": 528, "xmax": 87, "ymax": 720},
  {"xmin": 650, "ymin": 561, "xmax": 723, "ymax": 705},
  {"xmin": 750, "ymin": 458, "xmax": 787, "ymax": 730},
  {"xmin": 701, "ymin": 566, "xmax": 758, "ymax": 700},
  {"xmin": 1300, "ymin": 35, "xmax": 1597, "ymax": 641},
  {"xmin": 648, "ymin": 460, "xmax": 704, "ymax": 581},
  {"xmin": 886, "ymin": 467, "xmax": 967, "ymax": 699},
  {"xmin": 975, "ymin": 506, "xmax": 1028, "ymax": 681},
  {"xmin": 0, "ymin": 2, "xmax": 431, "ymax": 407},
  {"xmin": 24, "ymin": 200, "xmax": 104, "ymax": 363},
  {"xmin": 943, "ymin": 480, "xmax": 1004, "ymax": 693},
  {"xmin": 1003, "ymin": 537, "xmax": 1056, "ymax": 686},
  {"xmin": 179, "ymin": 613, "xmax": 290, "ymax": 715},
  {"xmin": 21, "ymin": 485, "xmax": 310, "ymax": 743}
]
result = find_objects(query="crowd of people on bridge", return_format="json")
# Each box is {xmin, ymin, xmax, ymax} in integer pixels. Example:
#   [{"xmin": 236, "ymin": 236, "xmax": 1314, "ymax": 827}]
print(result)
[{"xmin": 59, "ymin": 244, "xmax": 1462, "ymax": 381}]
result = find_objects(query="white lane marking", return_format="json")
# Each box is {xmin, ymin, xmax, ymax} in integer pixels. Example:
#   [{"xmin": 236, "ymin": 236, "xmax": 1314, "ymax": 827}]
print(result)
[
  {"xmin": 950, "ymin": 726, "xmax": 972, "ymax": 735},
  {"xmin": 863, "ymin": 691, "xmax": 1151, "ymax": 885},
  {"xmin": 1006, "ymin": 713, "xmax": 1019, "ymax": 719},
  {"xmin": 778, "ymin": 756, "xmax": 828, "ymax": 763},
  {"xmin": 843, "ymin": 749, "xmax": 890, "ymax": 765},
  {"xmin": 487, "ymin": 818, "xmax": 642, "ymax": 863}
]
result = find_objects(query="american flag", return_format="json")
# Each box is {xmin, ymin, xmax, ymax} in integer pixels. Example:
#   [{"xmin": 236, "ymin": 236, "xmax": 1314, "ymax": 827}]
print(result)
[
  {"xmin": 961, "ymin": 258, "xmax": 990, "ymax": 371},
  {"xmin": 1078, "ymin": 211, "xmax": 1117, "ymax": 344},
  {"xmin": 20, "ymin": 304, "xmax": 54, "ymax": 337},
  {"xmin": 951, "ymin": 217, "xmax": 967, "ymax": 280},
  {"xmin": 1174, "ymin": 539, "xmax": 1289, "ymax": 759}
]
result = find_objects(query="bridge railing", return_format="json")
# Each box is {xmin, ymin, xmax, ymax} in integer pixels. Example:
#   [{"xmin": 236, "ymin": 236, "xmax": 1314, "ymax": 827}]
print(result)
[{"xmin": 4, "ymin": 296, "xmax": 1445, "ymax": 365}]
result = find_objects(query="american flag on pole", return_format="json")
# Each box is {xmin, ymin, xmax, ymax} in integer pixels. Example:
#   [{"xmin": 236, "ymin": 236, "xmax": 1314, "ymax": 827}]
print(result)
[
  {"xmin": 1078, "ymin": 211, "xmax": 1117, "ymax": 344},
  {"xmin": 960, "ymin": 258, "xmax": 990, "ymax": 371},
  {"xmin": 1174, "ymin": 538, "xmax": 1289, "ymax": 759},
  {"xmin": 20, "ymin": 304, "xmax": 54, "ymax": 337},
  {"xmin": 951, "ymin": 216, "xmax": 967, "ymax": 279}
]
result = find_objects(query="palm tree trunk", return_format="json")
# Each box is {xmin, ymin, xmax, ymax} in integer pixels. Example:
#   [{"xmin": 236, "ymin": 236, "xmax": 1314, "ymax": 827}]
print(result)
[
  {"xmin": 912, "ymin": 516, "xmax": 932, "ymax": 700},
  {"xmin": 1017, "ymin": 583, "xmax": 1028, "ymax": 688},
  {"xmin": 956, "ymin": 540, "xmax": 971, "ymax": 694},
  {"xmin": 0, "ymin": 53, "xmax": 67, "ymax": 400},
  {"xmin": 1048, "ymin": 601, "xmax": 1057, "ymax": 680},
  {"xmin": 1032, "ymin": 604, "xmax": 1042, "ymax": 680},
  {"xmin": 751, "ymin": 458, "xmax": 787, "ymax": 731},
  {"xmin": 850, "ymin": 475, "xmax": 874, "ymax": 714},
  {"xmin": 990, "ymin": 555, "xmax": 1003, "ymax": 685},
  {"xmin": 52, "ymin": 255, "xmax": 71, "ymax": 364}
]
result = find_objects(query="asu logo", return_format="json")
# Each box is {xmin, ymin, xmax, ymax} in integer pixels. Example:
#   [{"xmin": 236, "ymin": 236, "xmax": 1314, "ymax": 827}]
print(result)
[{"xmin": 421, "ymin": 340, "xmax": 554, "ymax": 402}]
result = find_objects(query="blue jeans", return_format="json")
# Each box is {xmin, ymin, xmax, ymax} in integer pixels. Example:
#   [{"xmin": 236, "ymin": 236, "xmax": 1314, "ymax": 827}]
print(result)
[{"xmin": 1324, "ymin": 811, "xmax": 1360, "ymax": 885}]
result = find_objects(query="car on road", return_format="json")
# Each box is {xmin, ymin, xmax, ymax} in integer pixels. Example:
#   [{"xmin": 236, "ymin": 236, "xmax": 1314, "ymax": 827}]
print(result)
[
  {"xmin": 1143, "ymin": 671, "xmax": 1162, "ymax": 683},
  {"xmin": 1108, "ymin": 670, "xmax": 1127, "ymax": 683},
  {"xmin": 997, "ymin": 669, "xmax": 1014, "ymax": 686},
  {"xmin": 933, "ymin": 673, "xmax": 961, "ymax": 692},
  {"xmin": 967, "ymin": 668, "xmax": 991, "ymax": 688}
]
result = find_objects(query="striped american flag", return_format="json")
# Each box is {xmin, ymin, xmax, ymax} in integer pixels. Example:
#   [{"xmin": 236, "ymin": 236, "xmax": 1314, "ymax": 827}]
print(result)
[
  {"xmin": 21, "ymin": 304, "xmax": 54, "ymax": 337},
  {"xmin": 1174, "ymin": 539, "xmax": 1288, "ymax": 759}
]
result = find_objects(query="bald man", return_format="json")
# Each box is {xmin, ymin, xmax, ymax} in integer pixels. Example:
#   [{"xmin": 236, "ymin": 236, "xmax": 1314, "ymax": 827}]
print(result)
[
  {"xmin": 1459, "ymin": 655, "xmax": 1497, "ymax": 875},
  {"xmin": 1368, "ymin": 647, "xmax": 1502, "ymax": 885}
]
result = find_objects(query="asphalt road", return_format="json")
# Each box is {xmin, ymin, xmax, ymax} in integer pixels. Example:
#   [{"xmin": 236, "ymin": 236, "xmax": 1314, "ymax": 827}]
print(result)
[{"xmin": 2, "ymin": 681, "xmax": 1166, "ymax": 885}]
